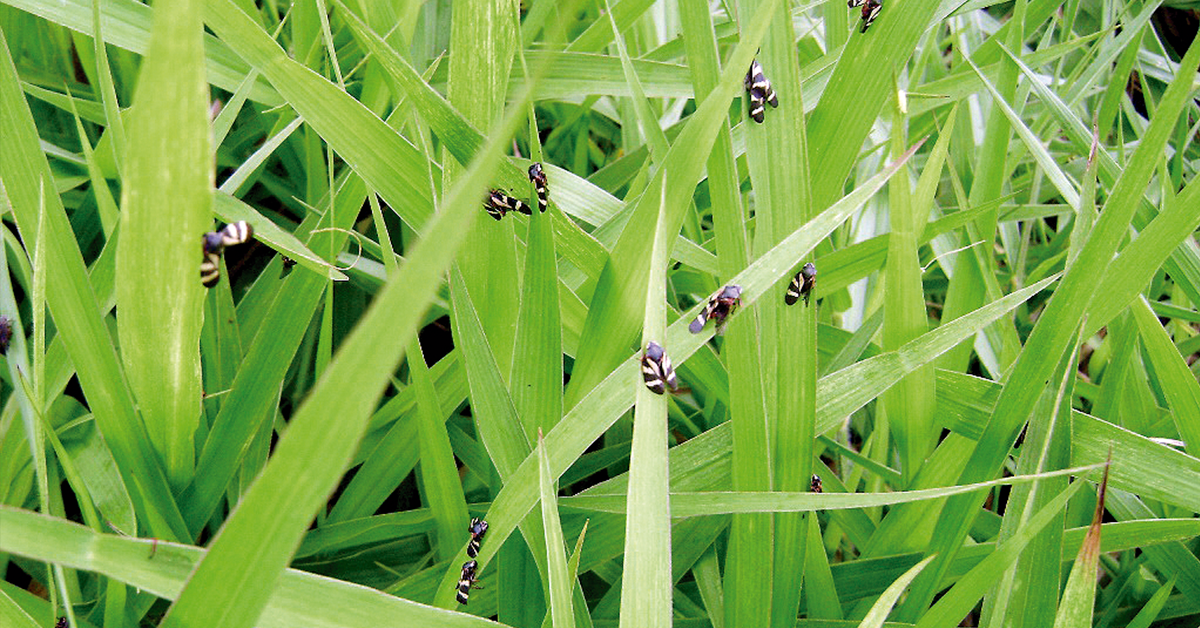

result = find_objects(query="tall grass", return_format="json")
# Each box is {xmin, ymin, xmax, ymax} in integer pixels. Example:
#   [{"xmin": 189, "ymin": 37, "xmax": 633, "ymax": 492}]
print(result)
[{"xmin": 1, "ymin": 1, "xmax": 1199, "ymax": 627}]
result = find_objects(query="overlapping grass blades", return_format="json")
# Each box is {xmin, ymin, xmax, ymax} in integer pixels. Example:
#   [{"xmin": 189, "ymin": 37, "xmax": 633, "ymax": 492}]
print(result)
[{"xmin": 3, "ymin": 1, "xmax": 1200, "ymax": 627}]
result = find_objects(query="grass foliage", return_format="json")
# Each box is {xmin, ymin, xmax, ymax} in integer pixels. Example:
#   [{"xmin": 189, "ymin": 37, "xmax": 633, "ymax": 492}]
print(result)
[{"xmin": 2, "ymin": 0, "xmax": 1200, "ymax": 627}]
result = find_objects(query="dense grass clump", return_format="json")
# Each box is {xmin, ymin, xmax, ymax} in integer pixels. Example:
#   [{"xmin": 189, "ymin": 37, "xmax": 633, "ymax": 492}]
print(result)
[{"xmin": 1, "ymin": 1, "xmax": 1200, "ymax": 628}]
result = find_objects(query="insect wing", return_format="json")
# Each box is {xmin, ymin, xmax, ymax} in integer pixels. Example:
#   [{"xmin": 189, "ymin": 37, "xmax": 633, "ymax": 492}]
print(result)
[
  {"xmin": 785, "ymin": 274, "xmax": 802, "ymax": 305},
  {"xmin": 456, "ymin": 560, "xmax": 479, "ymax": 604},
  {"xmin": 860, "ymin": 0, "xmax": 881, "ymax": 31},
  {"xmin": 688, "ymin": 302, "xmax": 714, "ymax": 333},
  {"xmin": 528, "ymin": 162, "xmax": 549, "ymax": 212},
  {"xmin": 847, "ymin": 0, "xmax": 866, "ymax": 6},
  {"xmin": 200, "ymin": 252, "xmax": 222, "ymax": 288},
  {"xmin": 810, "ymin": 474, "xmax": 823, "ymax": 493},
  {"xmin": 641, "ymin": 342, "xmax": 675, "ymax": 394},
  {"xmin": 219, "ymin": 221, "xmax": 253, "ymax": 247}
]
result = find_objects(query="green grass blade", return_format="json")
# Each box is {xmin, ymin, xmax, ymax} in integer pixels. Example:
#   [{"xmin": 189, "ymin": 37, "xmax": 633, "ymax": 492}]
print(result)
[
  {"xmin": 180, "ymin": 182, "xmax": 363, "ymax": 533},
  {"xmin": 562, "ymin": 0, "xmax": 783, "ymax": 411},
  {"xmin": 913, "ymin": 479, "xmax": 1085, "ymax": 628},
  {"xmin": 157, "ymin": 83, "xmax": 514, "ymax": 628},
  {"xmin": 0, "ymin": 27, "xmax": 188, "ymax": 542},
  {"xmin": 410, "ymin": 336, "xmax": 469, "ymax": 563},
  {"xmin": 116, "ymin": 0, "xmax": 209, "ymax": 492},
  {"xmin": 618, "ymin": 181, "xmax": 672, "ymax": 628},
  {"xmin": 856, "ymin": 556, "xmax": 935, "ymax": 628},
  {"xmin": 1129, "ymin": 297, "xmax": 1200, "ymax": 458},
  {"xmin": 1052, "ymin": 469, "xmax": 1106, "ymax": 628},
  {"xmin": 901, "ymin": 31, "xmax": 1200, "ymax": 620},
  {"xmin": 538, "ymin": 432, "xmax": 574, "ymax": 628},
  {"xmin": 203, "ymin": 0, "xmax": 436, "ymax": 231}
]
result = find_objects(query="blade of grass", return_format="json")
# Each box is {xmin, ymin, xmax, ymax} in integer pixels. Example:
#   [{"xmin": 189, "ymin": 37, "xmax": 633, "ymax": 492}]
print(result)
[
  {"xmin": 562, "ymin": 0, "xmax": 783, "ymax": 411},
  {"xmin": 116, "ymin": 0, "xmax": 210, "ymax": 492},
  {"xmin": 618, "ymin": 179, "xmax": 672, "ymax": 628},
  {"xmin": 913, "ymin": 479, "xmax": 1086, "ymax": 628},
  {"xmin": 538, "ymin": 432, "xmax": 574, "ymax": 628},
  {"xmin": 856, "ymin": 556, "xmax": 936, "ymax": 628},
  {"xmin": 1052, "ymin": 464, "xmax": 1108, "ymax": 628},
  {"xmin": 156, "ymin": 68, "xmax": 520, "ymax": 627},
  {"xmin": 1129, "ymin": 297, "xmax": 1200, "ymax": 458},
  {"xmin": 900, "ymin": 31, "xmax": 1200, "ymax": 620},
  {"xmin": 410, "ymin": 336, "xmax": 469, "ymax": 563},
  {"xmin": 0, "ymin": 27, "xmax": 189, "ymax": 541},
  {"xmin": 1, "ymin": 0, "xmax": 281, "ymax": 104}
]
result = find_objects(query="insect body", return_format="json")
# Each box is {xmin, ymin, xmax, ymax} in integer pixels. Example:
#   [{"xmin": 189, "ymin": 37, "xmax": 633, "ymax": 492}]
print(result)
[
  {"xmin": 785, "ymin": 262, "xmax": 817, "ymax": 306},
  {"xmin": 55, "ymin": 618, "xmax": 68, "ymax": 628},
  {"xmin": 200, "ymin": 221, "xmax": 254, "ymax": 287},
  {"xmin": 744, "ymin": 59, "xmax": 779, "ymax": 124},
  {"xmin": 466, "ymin": 517, "xmax": 489, "ymax": 558},
  {"xmin": 689, "ymin": 285, "xmax": 743, "ymax": 333},
  {"xmin": 484, "ymin": 189, "xmax": 532, "ymax": 220},
  {"xmin": 456, "ymin": 559, "xmax": 480, "ymax": 605},
  {"xmin": 810, "ymin": 474, "xmax": 823, "ymax": 493},
  {"xmin": 858, "ymin": 0, "xmax": 882, "ymax": 32},
  {"xmin": 528, "ymin": 163, "xmax": 549, "ymax": 212},
  {"xmin": 640, "ymin": 341, "xmax": 679, "ymax": 395}
]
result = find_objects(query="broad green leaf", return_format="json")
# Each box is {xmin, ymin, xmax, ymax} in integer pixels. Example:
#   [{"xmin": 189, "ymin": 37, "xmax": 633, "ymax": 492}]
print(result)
[{"xmin": 116, "ymin": 0, "xmax": 209, "ymax": 492}]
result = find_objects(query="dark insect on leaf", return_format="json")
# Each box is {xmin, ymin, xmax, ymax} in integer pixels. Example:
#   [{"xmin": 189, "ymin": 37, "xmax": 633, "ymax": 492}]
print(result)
[
  {"xmin": 56, "ymin": 618, "xmax": 69, "ymax": 628},
  {"xmin": 743, "ymin": 59, "xmax": 779, "ymax": 123},
  {"xmin": 483, "ymin": 189, "xmax": 532, "ymax": 220},
  {"xmin": 466, "ymin": 517, "xmax": 489, "ymax": 558},
  {"xmin": 785, "ymin": 262, "xmax": 817, "ymax": 306},
  {"xmin": 810, "ymin": 474, "xmax": 823, "ymax": 493},
  {"xmin": 200, "ymin": 222, "xmax": 254, "ymax": 287},
  {"xmin": 528, "ymin": 162, "xmax": 549, "ymax": 212},
  {"xmin": 640, "ymin": 341, "xmax": 679, "ymax": 395},
  {"xmin": 280, "ymin": 255, "xmax": 298, "ymax": 278},
  {"xmin": 0, "ymin": 315, "xmax": 11, "ymax": 355},
  {"xmin": 689, "ymin": 285, "xmax": 743, "ymax": 333},
  {"xmin": 456, "ymin": 559, "xmax": 480, "ymax": 605},
  {"xmin": 860, "ymin": 0, "xmax": 882, "ymax": 32}
]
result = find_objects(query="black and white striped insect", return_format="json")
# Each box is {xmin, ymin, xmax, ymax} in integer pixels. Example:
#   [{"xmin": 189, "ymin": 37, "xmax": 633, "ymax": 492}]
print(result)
[
  {"xmin": 785, "ymin": 262, "xmax": 817, "ymax": 306},
  {"xmin": 640, "ymin": 341, "xmax": 679, "ymax": 395},
  {"xmin": 200, "ymin": 221, "xmax": 254, "ymax": 287},
  {"xmin": 854, "ymin": 0, "xmax": 881, "ymax": 32},
  {"xmin": 743, "ymin": 59, "xmax": 779, "ymax": 124},
  {"xmin": 0, "ymin": 315, "xmax": 11, "ymax": 356},
  {"xmin": 466, "ymin": 517, "xmax": 489, "ymax": 558},
  {"xmin": 528, "ymin": 162, "xmax": 549, "ymax": 212},
  {"xmin": 689, "ymin": 285, "xmax": 743, "ymax": 333},
  {"xmin": 456, "ymin": 559, "xmax": 480, "ymax": 605},
  {"xmin": 484, "ymin": 189, "xmax": 532, "ymax": 220},
  {"xmin": 810, "ymin": 474, "xmax": 823, "ymax": 493}
]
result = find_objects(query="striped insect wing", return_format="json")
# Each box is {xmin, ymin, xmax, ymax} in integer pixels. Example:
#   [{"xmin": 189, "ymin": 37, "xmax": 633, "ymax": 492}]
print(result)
[
  {"xmin": 220, "ymin": 221, "xmax": 253, "ymax": 247},
  {"xmin": 688, "ymin": 303, "xmax": 712, "ymax": 333},
  {"xmin": 200, "ymin": 252, "xmax": 222, "ymax": 288},
  {"xmin": 641, "ymin": 342, "xmax": 670, "ymax": 394},
  {"xmin": 810, "ymin": 474, "xmax": 823, "ymax": 493},
  {"xmin": 456, "ymin": 560, "xmax": 479, "ymax": 604},
  {"xmin": 528, "ymin": 162, "xmax": 549, "ymax": 212},
  {"xmin": 466, "ymin": 518, "xmax": 488, "ymax": 557},
  {"xmin": 484, "ymin": 190, "xmax": 507, "ymax": 220},
  {"xmin": 0, "ymin": 315, "xmax": 11, "ymax": 355},
  {"xmin": 860, "ymin": 0, "xmax": 881, "ymax": 32},
  {"xmin": 847, "ymin": 0, "xmax": 865, "ymax": 6},
  {"xmin": 745, "ymin": 60, "xmax": 771, "ymax": 123}
]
